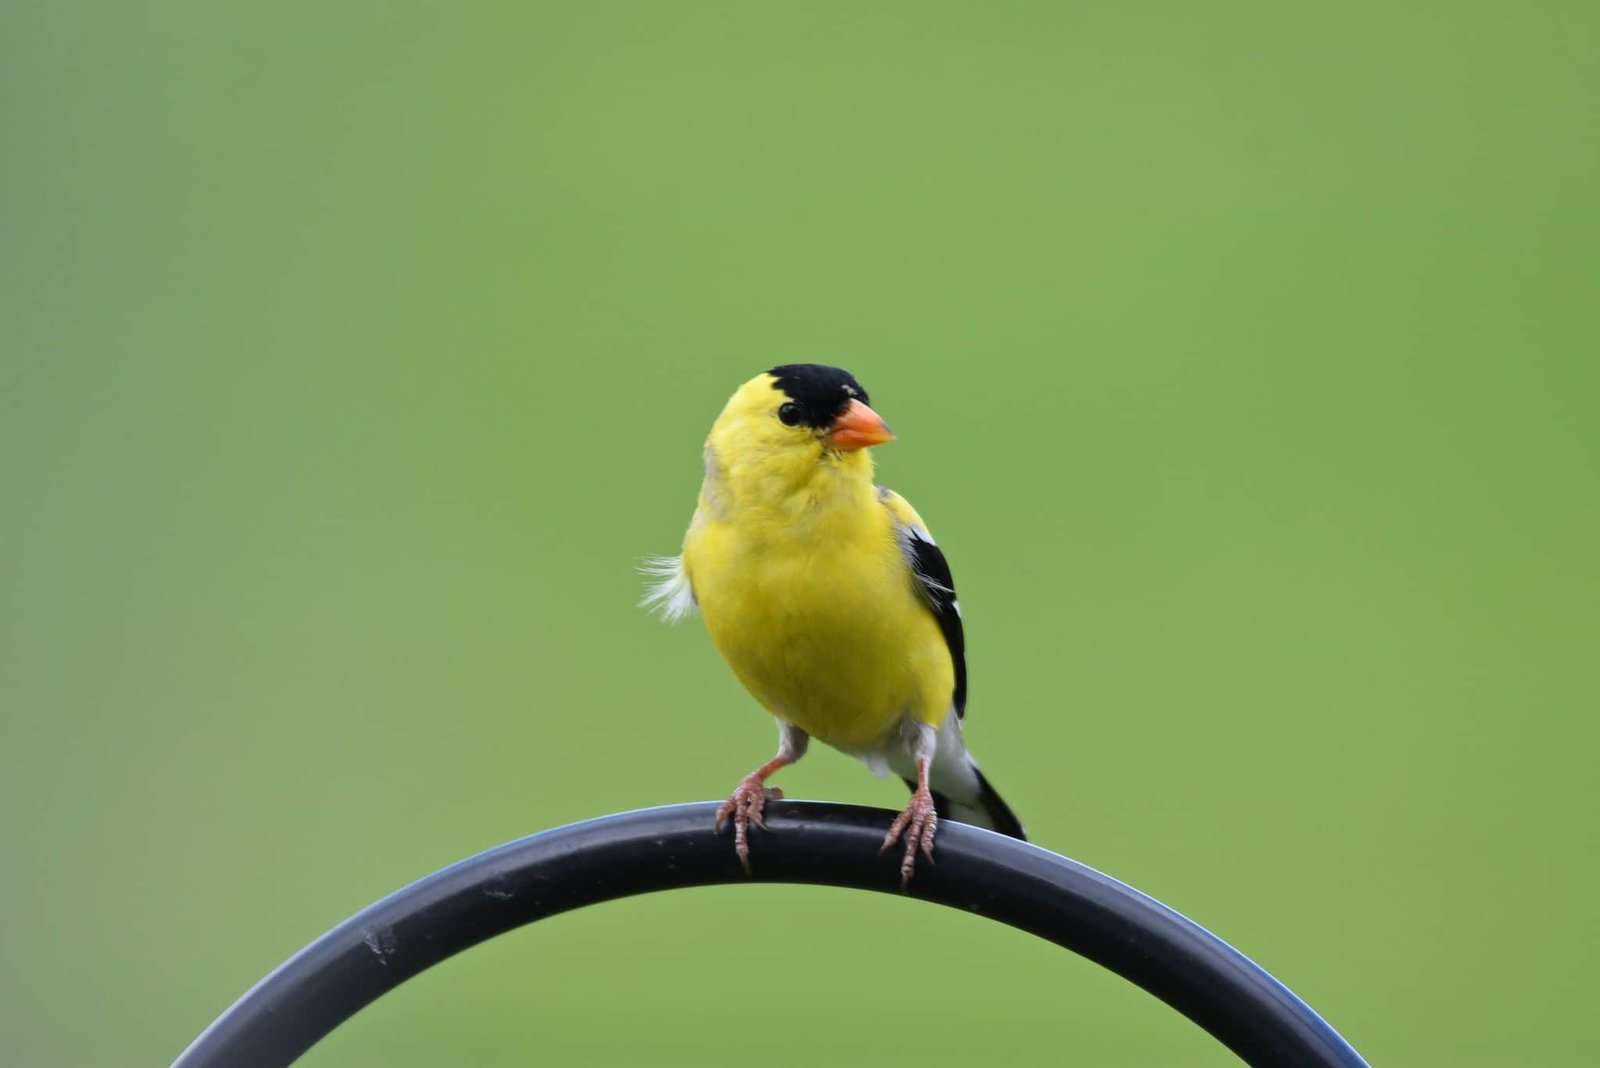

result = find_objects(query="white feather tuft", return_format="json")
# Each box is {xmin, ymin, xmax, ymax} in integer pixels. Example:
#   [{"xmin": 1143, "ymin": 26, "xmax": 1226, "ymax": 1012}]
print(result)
[{"xmin": 638, "ymin": 554, "xmax": 697, "ymax": 622}]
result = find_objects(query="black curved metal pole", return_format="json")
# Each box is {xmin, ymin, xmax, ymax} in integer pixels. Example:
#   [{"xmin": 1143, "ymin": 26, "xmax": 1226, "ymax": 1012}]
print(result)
[{"xmin": 172, "ymin": 802, "xmax": 1367, "ymax": 1068}]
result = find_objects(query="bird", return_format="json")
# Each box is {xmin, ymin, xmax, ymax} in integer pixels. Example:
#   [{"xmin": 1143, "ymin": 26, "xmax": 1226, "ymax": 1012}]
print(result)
[{"xmin": 643, "ymin": 364, "xmax": 1025, "ymax": 888}]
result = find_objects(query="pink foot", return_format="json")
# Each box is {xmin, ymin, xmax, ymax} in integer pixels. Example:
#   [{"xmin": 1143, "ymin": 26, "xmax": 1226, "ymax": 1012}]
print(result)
[
  {"xmin": 880, "ymin": 788, "xmax": 938, "ymax": 890},
  {"xmin": 715, "ymin": 774, "xmax": 785, "ymax": 873}
]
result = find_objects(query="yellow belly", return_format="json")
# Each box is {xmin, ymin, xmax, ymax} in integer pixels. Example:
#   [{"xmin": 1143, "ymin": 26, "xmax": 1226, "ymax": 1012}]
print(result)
[{"xmin": 685, "ymin": 511, "xmax": 954, "ymax": 751}]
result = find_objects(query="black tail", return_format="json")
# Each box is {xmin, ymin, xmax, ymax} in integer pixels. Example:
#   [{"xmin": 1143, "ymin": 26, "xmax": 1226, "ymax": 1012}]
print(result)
[
  {"xmin": 966, "ymin": 766, "xmax": 1027, "ymax": 840},
  {"xmin": 902, "ymin": 767, "xmax": 1027, "ymax": 841}
]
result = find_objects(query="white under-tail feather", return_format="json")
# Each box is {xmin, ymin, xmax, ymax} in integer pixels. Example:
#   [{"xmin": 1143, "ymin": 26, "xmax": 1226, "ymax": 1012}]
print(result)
[{"xmin": 639, "ymin": 554, "xmax": 697, "ymax": 622}]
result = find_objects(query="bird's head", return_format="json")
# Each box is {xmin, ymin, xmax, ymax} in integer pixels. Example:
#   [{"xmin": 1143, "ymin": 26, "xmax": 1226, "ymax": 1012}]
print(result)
[{"xmin": 706, "ymin": 364, "xmax": 895, "ymax": 497}]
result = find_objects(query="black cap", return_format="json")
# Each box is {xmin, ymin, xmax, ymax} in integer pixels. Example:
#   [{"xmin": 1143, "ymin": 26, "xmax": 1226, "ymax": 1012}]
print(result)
[{"xmin": 768, "ymin": 364, "xmax": 870, "ymax": 430}]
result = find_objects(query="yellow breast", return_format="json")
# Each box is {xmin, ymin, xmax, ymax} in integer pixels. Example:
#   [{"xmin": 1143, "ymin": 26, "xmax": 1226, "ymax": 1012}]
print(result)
[{"xmin": 684, "ymin": 498, "xmax": 954, "ymax": 751}]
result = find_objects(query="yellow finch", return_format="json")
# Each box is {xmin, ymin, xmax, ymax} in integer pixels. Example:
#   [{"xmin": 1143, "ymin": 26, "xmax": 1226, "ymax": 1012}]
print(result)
[{"xmin": 645, "ymin": 365, "xmax": 1024, "ymax": 887}]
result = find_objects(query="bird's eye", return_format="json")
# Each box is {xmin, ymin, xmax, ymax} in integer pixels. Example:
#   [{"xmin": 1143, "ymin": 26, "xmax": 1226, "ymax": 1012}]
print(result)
[{"xmin": 777, "ymin": 402, "xmax": 804, "ymax": 426}]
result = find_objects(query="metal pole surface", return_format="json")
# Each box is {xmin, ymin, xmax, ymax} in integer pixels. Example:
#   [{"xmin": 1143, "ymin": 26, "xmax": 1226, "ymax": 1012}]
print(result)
[{"xmin": 172, "ymin": 801, "xmax": 1368, "ymax": 1067}]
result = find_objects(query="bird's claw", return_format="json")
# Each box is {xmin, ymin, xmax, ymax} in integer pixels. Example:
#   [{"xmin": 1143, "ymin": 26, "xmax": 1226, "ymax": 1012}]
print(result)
[
  {"xmin": 715, "ymin": 774, "xmax": 784, "ymax": 874},
  {"xmin": 880, "ymin": 790, "xmax": 938, "ymax": 891}
]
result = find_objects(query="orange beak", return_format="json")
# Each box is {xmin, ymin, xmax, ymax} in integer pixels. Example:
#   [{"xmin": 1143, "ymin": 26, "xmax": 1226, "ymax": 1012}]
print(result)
[{"xmin": 828, "ymin": 398, "xmax": 895, "ymax": 451}]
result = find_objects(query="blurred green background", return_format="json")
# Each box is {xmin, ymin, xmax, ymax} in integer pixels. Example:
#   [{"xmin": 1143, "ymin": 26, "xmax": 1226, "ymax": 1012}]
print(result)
[{"xmin": 3, "ymin": 3, "xmax": 1597, "ymax": 1065}]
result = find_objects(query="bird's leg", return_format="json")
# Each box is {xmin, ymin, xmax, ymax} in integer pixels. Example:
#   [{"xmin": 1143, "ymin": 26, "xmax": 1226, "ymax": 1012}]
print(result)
[
  {"xmin": 881, "ymin": 725, "xmax": 938, "ymax": 890},
  {"xmin": 716, "ymin": 723, "xmax": 808, "ymax": 873}
]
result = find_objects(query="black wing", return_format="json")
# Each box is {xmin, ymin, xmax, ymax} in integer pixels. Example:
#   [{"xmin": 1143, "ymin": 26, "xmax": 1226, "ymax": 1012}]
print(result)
[{"xmin": 901, "ymin": 525, "xmax": 968, "ymax": 718}]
